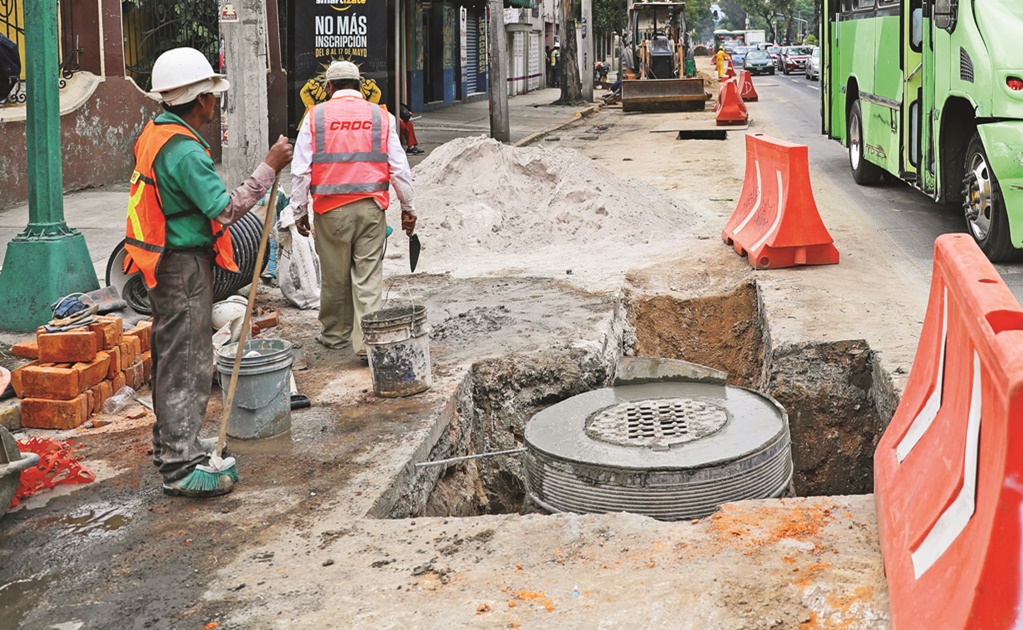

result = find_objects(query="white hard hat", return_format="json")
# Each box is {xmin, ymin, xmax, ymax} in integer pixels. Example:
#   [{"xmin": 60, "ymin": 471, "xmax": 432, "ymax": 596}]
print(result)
[
  {"xmin": 325, "ymin": 60, "xmax": 361, "ymax": 81},
  {"xmin": 149, "ymin": 47, "xmax": 229, "ymax": 104}
]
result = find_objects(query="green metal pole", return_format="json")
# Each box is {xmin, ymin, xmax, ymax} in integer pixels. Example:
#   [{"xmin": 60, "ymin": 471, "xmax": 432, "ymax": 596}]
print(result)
[
  {"xmin": 0, "ymin": 0, "xmax": 99, "ymax": 331},
  {"xmin": 24, "ymin": 0, "xmax": 69, "ymax": 236}
]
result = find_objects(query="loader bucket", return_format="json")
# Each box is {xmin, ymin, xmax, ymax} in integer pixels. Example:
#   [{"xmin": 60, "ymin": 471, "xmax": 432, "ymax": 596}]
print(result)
[{"xmin": 621, "ymin": 79, "xmax": 708, "ymax": 113}]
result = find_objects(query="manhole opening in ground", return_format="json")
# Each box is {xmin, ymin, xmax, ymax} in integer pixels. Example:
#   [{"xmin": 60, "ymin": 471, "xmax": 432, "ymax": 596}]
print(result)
[{"xmin": 392, "ymin": 280, "xmax": 892, "ymax": 520}]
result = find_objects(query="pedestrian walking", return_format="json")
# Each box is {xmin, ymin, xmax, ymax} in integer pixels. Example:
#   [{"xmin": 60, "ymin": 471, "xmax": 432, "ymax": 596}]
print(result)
[
  {"xmin": 124, "ymin": 47, "xmax": 293, "ymax": 498},
  {"xmin": 288, "ymin": 60, "xmax": 417, "ymax": 359},
  {"xmin": 550, "ymin": 42, "xmax": 561, "ymax": 88}
]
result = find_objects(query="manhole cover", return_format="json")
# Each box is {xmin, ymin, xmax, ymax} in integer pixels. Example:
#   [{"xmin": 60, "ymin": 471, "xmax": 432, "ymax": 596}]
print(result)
[{"xmin": 585, "ymin": 398, "xmax": 728, "ymax": 447}]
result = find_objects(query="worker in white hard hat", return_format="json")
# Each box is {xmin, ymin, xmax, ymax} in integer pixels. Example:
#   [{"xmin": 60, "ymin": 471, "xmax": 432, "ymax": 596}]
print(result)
[
  {"xmin": 289, "ymin": 60, "xmax": 416, "ymax": 360},
  {"xmin": 124, "ymin": 47, "xmax": 293, "ymax": 498}
]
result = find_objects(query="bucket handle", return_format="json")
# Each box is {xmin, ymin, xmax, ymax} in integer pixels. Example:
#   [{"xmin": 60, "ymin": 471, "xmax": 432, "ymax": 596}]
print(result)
[{"xmin": 384, "ymin": 277, "xmax": 414, "ymax": 306}]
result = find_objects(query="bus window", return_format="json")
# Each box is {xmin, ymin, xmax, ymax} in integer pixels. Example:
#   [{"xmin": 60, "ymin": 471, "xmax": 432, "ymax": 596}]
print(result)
[
  {"xmin": 934, "ymin": 0, "xmax": 958, "ymax": 31},
  {"xmin": 878, "ymin": 0, "xmax": 899, "ymax": 5},
  {"xmin": 911, "ymin": 6, "xmax": 923, "ymax": 51},
  {"xmin": 854, "ymin": 0, "xmax": 875, "ymax": 9}
]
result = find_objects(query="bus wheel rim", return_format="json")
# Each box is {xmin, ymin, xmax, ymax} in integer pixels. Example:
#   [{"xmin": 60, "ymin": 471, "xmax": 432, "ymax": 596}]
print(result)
[
  {"xmin": 850, "ymin": 114, "xmax": 861, "ymax": 170},
  {"xmin": 966, "ymin": 152, "xmax": 993, "ymax": 241}
]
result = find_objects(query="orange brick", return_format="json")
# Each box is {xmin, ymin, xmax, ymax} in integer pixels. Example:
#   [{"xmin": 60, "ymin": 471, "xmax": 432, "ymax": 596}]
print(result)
[
  {"xmin": 127, "ymin": 325, "xmax": 151, "ymax": 353},
  {"xmin": 141, "ymin": 351, "xmax": 152, "ymax": 384},
  {"xmin": 123, "ymin": 333, "xmax": 143, "ymax": 358},
  {"xmin": 89, "ymin": 381, "xmax": 112, "ymax": 415},
  {"xmin": 73, "ymin": 354, "xmax": 110, "ymax": 391},
  {"xmin": 10, "ymin": 360, "xmax": 39, "ymax": 398},
  {"xmin": 20, "ymin": 364, "xmax": 83, "ymax": 400},
  {"xmin": 37, "ymin": 330, "xmax": 99, "ymax": 364},
  {"xmin": 254, "ymin": 312, "xmax": 279, "ymax": 330},
  {"xmin": 125, "ymin": 362, "xmax": 145, "ymax": 390},
  {"xmin": 118, "ymin": 337, "xmax": 141, "ymax": 370},
  {"xmin": 113, "ymin": 371, "xmax": 126, "ymax": 393},
  {"xmin": 84, "ymin": 390, "xmax": 95, "ymax": 415},
  {"xmin": 11, "ymin": 339, "xmax": 39, "ymax": 360},
  {"xmin": 89, "ymin": 317, "xmax": 123, "ymax": 350},
  {"xmin": 21, "ymin": 395, "xmax": 91, "ymax": 429},
  {"xmin": 105, "ymin": 346, "xmax": 121, "ymax": 378}
]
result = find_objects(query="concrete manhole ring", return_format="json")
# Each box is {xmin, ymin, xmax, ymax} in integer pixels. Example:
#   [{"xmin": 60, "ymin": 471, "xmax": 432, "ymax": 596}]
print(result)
[{"xmin": 585, "ymin": 398, "xmax": 729, "ymax": 448}]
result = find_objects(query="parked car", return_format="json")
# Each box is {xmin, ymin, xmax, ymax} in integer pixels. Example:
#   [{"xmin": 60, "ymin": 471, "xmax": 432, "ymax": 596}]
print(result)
[
  {"xmin": 743, "ymin": 49, "xmax": 775, "ymax": 76},
  {"xmin": 780, "ymin": 46, "xmax": 812, "ymax": 74},
  {"xmin": 731, "ymin": 46, "xmax": 751, "ymax": 67},
  {"xmin": 805, "ymin": 46, "xmax": 820, "ymax": 80}
]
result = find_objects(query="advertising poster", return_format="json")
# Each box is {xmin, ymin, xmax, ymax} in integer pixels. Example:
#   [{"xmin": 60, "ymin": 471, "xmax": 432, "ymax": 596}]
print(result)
[{"xmin": 289, "ymin": 0, "xmax": 394, "ymax": 135}]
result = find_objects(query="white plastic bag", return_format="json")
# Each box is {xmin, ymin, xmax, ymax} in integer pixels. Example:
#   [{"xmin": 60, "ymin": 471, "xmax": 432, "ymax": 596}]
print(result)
[{"xmin": 276, "ymin": 206, "xmax": 321, "ymax": 310}]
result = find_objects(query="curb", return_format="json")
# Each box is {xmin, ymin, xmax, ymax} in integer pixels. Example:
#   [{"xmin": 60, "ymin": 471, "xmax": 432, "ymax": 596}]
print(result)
[{"xmin": 513, "ymin": 103, "xmax": 602, "ymax": 147}]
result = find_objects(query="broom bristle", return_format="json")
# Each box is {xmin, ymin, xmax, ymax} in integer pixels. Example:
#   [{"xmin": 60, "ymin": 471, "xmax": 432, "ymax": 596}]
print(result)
[{"xmin": 178, "ymin": 464, "xmax": 239, "ymax": 492}]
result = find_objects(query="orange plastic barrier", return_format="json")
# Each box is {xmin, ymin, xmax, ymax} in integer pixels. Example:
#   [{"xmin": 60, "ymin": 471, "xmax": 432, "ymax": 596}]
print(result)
[
  {"xmin": 721, "ymin": 133, "xmax": 838, "ymax": 268},
  {"xmin": 715, "ymin": 79, "xmax": 748, "ymax": 126},
  {"xmin": 738, "ymin": 70, "xmax": 759, "ymax": 102},
  {"xmin": 724, "ymin": 58, "xmax": 736, "ymax": 79},
  {"xmin": 874, "ymin": 233, "xmax": 1023, "ymax": 630}
]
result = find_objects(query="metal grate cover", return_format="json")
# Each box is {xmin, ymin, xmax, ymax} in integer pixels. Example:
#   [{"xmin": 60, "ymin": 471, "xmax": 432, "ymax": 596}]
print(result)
[
  {"xmin": 585, "ymin": 398, "xmax": 728, "ymax": 448},
  {"xmin": 525, "ymin": 381, "xmax": 792, "ymax": 521}
]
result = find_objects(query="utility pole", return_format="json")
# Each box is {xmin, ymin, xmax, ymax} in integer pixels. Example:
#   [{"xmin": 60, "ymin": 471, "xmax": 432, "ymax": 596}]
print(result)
[
  {"xmin": 581, "ymin": 0, "xmax": 593, "ymax": 102},
  {"xmin": 222, "ymin": 0, "xmax": 270, "ymax": 186},
  {"xmin": 0, "ymin": 0, "xmax": 98, "ymax": 331},
  {"xmin": 487, "ymin": 0, "xmax": 510, "ymax": 142}
]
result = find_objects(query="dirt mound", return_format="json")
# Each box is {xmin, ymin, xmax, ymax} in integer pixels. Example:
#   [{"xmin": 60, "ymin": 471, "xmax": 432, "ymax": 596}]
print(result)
[{"xmin": 411, "ymin": 136, "xmax": 696, "ymax": 259}]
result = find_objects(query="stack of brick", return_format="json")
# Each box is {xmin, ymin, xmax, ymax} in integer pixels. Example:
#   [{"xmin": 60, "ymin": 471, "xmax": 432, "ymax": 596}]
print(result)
[{"xmin": 10, "ymin": 317, "xmax": 154, "ymax": 430}]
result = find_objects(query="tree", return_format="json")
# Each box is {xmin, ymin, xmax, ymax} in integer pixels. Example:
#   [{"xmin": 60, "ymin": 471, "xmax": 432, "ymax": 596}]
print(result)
[
  {"xmin": 557, "ymin": 0, "xmax": 586, "ymax": 105},
  {"xmin": 593, "ymin": 0, "xmax": 627, "ymax": 42}
]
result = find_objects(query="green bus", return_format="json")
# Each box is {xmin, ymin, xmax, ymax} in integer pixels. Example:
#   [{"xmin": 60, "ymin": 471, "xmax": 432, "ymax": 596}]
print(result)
[{"xmin": 821, "ymin": 0, "xmax": 1023, "ymax": 261}]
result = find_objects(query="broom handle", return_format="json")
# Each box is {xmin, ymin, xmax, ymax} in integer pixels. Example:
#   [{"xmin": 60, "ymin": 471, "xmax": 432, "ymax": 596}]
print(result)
[{"xmin": 217, "ymin": 173, "xmax": 282, "ymax": 457}]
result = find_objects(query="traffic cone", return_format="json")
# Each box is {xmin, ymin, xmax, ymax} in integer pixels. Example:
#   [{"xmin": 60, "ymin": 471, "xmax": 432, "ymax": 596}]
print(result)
[
  {"xmin": 739, "ymin": 70, "xmax": 759, "ymax": 102},
  {"xmin": 716, "ymin": 79, "xmax": 748, "ymax": 126}
]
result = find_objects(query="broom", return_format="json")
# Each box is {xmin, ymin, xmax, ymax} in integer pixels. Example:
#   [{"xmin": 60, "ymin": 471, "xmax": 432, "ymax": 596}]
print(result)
[{"xmin": 180, "ymin": 173, "xmax": 282, "ymax": 493}]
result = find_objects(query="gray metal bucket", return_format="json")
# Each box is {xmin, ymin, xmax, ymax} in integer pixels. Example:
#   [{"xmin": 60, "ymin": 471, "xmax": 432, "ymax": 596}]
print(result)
[
  {"xmin": 0, "ymin": 426, "xmax": 39, "ymax": 520},
  {"xmin": 216, "ymin": 339, "xmax": 294, "ymax": 440},
  {"xmin": 362, "ymin": 302, "xmax": 431, "ymax": 398}
]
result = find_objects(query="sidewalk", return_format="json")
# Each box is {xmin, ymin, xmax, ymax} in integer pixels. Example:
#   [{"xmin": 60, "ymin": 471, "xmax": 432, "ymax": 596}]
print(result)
[{"xmin": 0, "ymin": 88, "xmax": 595, "ymax": 283}]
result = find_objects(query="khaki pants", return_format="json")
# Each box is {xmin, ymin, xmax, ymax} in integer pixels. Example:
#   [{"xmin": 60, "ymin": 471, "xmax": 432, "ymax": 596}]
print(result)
[{"xmin": 313, "ymin": 198, "xmax": 385, "ymax": 353}]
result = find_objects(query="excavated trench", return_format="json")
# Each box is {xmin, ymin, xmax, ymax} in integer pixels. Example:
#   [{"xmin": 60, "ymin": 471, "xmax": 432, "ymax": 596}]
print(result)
[{"xmin": 387, "ymin": 280, "xmax": 897, "ymax": 519}]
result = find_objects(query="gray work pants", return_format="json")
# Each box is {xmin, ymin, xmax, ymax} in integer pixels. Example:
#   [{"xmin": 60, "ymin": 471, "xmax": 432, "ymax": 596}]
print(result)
[
  {"xmin": 313, "ymin": 198, "xmax": 386, "ymax": 353},
  {"xmin": 149, "ymin": 249, "xmax": 215, "ymax": 483}
]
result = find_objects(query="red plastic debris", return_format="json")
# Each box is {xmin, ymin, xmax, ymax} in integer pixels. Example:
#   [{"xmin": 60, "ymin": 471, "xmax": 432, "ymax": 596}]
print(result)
[{"xmin": 9, "ymin": 437, "xmax": 95, "ymax": 508}]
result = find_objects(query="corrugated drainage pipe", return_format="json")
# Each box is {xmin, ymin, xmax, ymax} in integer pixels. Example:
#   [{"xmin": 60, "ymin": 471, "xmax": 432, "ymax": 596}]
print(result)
[{"xmin": 105, "ymin": 211, "xmax": 269, "ymax": 316}]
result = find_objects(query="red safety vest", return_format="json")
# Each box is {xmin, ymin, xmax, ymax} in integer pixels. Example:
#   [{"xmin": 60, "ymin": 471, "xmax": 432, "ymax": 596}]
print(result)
[
  {"xmin": 123, "ymin": 121, "xmax": 238, "ymax": 288},
  {"xmin": 309, "ymin": 96, "xmax": 391, "ymax": 214}
]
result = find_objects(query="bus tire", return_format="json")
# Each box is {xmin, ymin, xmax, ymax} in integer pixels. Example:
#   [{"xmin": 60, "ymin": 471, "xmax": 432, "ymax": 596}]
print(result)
[
  {"xmin": 963, "ymin": 132, "xmax": 1021, "ymax": 262},
  {"xmin": 848, "ymin": 99, "xmax": 882, "ymax": 185}
]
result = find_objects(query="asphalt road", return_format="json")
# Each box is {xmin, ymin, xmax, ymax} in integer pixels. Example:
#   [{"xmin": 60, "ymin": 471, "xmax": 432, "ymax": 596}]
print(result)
[{"xmin": 748, "ymin": 70, "xmax": 1023, "ymax": 303}]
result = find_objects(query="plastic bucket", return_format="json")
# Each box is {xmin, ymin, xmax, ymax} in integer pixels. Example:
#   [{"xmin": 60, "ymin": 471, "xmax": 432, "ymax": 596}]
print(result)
[
  {"xmin": 362, "ymin": 302, "xmax": 431, "ymax": 398},
  {"xmin": 216, "ymin": 338, "xmax": 294, "ymax": 439}
]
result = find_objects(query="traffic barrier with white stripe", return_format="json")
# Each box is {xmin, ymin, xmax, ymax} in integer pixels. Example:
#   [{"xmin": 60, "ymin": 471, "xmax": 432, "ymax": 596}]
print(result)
[
  {"xmin": 874, "ymin": 233, "xmax": 1023, "ymax": 629},
  {"xmin": 721, "ymin": 133, "xmax": 838, "ymax": 269}
]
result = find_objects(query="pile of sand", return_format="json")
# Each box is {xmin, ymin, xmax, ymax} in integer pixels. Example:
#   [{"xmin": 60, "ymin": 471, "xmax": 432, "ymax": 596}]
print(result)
[{"xmin": 386, "ymin": 136, "xmax": 698, "ymax": 287}]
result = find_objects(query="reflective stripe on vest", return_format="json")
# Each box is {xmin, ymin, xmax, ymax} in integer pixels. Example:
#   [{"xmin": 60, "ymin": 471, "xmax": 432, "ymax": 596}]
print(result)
[
  {"xmin": 123, "ymin": 120, "xmax": 239, "ymax": 288},
  {"xmin": 309, "ymin": 96, "xmax": 391, "ymax": 212}
]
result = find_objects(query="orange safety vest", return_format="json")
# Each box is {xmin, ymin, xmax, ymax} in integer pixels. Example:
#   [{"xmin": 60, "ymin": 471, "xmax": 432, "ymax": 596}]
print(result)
[
  {"xmin": 309, "ymin": 96, "xmax": 391, "ymax": 214},
  {"xmin": 123, "ymin": 121, "xmax": 238, "ymax": 288}
]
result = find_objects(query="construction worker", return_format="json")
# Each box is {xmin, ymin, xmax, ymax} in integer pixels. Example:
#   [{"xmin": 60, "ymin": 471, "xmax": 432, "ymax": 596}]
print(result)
[
  {"xmin": 125, "ymin": 47, "xmax": 293, "ymax": 498},
  {"xmin": 715, "ymin": 46, "xmax": 728, "ymax": 79},
  {"xmin": 289, "ymin": 60, "xmax": 416, "ymax": 358},
  {"xmin": 550, "ymin": 42, "xmax": 561, "ymax": 88}
]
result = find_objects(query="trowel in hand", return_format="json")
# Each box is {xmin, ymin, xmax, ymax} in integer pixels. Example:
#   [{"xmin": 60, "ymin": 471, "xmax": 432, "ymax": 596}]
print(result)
[{"xmin": 409, "ymin": 234, "xmax": 421, "ymax": 272}]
